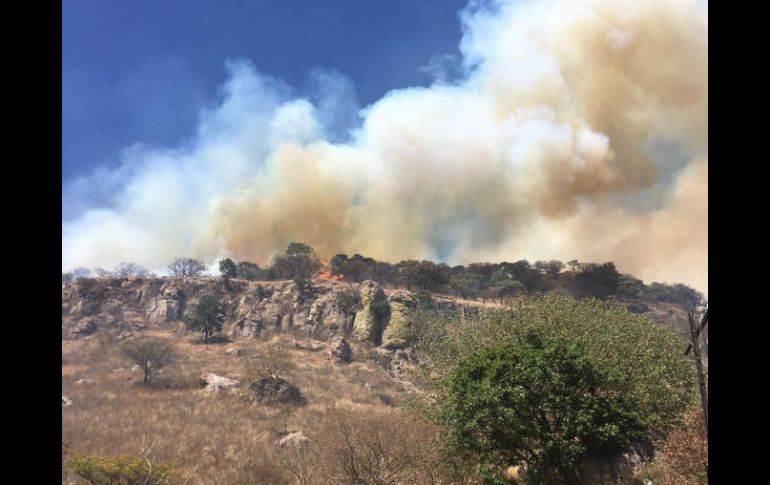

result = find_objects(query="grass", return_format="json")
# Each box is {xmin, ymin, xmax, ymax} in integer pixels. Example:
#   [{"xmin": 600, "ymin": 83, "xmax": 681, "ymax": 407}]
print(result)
[{"xmin": 62, "ymin": 330, "xmax": 409, "ymax": 484}]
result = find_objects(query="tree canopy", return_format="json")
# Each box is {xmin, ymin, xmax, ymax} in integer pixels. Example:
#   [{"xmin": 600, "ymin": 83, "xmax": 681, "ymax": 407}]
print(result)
[
  {"xmin": 184, "ymin": 295, "xmax": 223, "ymax": 344},
  {"xmin": 440, "ymin": 332, "xmax": 645, "ymax": 483}
]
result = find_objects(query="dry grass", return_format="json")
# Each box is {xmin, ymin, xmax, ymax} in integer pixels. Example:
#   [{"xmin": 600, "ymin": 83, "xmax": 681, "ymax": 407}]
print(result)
[{"xmin": 62, "ymin": 331, "xmax": 414, "ymax": 484}]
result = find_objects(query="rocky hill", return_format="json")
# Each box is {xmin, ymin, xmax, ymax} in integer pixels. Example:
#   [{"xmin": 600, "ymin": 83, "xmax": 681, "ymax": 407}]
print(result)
[
  {"xmin": 62, "ymin": 276, "xmax": 698, "ymax": 351},
  {"xmin": 61, "ymin": 277, "xmax": 483, "ymax": 344}
]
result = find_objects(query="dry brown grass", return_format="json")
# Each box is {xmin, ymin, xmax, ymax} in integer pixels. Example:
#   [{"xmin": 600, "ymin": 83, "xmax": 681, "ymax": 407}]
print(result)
[{"xmin": 62, "ymin": 331, "xmax": 416, "ymax": 484}]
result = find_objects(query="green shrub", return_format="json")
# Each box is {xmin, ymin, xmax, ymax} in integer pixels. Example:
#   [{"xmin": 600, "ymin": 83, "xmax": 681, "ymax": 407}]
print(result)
[
  {"xmin": 423, "ymin": 294, "xmax": 695, "ymax": 443},
  {"xmin": 438, "ymin": 332, "xmax": 645, "ymax": 483},
  {"xmin": 254, "ymin": 284, "xmax": 267, "ymax": 301},
  {"xmin": 68, "ymin": 454, "xmax": 178, "ymax": 485}
]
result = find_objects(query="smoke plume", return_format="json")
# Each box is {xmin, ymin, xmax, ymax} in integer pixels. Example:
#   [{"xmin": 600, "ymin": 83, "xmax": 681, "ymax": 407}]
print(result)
[{"xmin": 63, "ymin": 0, "xmax": 708, "ymax": 293}]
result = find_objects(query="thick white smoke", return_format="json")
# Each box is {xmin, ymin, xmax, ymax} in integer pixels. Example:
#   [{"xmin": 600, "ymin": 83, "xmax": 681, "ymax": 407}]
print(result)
[{"xmin": 63, "ymin": 0, "xmax": 708, "ymax": 293}]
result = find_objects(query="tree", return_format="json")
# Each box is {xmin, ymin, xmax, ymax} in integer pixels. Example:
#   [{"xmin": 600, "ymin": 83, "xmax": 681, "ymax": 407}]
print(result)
[
  {"xmin": 115, "ymin": 262, "xmax": 149, "ymax": 278},
  {"xmin": 270, "ymin": 242, "xmax": 321, "ymax": 282},
  {"xmin": 94, "ymin": 267, "xmax": 114, "ymax": 278},
  {"xmin": 237, "ymin": 261, "xmax": 261, "ymax": 280},
  {"xmin": 398, "ymin": 260, "xmax": 451, "ymax": 292},
  {"xmin": 618, "ymin": 274, "xmax": 646, "ymax": 298},
  {"xmin": 219, "ymin": 258, "xmax": 238, "ymax": 279},
  {"xmin": 121, "ymin": 338, "xmax": 176, "ymax": 383},
  {"xmin": 425, "ymin": 294, "xmax": 694, "ymax": 444},
  {"xmin": 544, "ymin": 260, "xmax": 565, "ymax": 277},
  {"xmin": 575, "ymin": 262, "xmax": 621, "ymax": 298},
  {"xmin": 449, "ymin": 271, "xmax": 483, "ymax": 299},
  {"xmin": 243, "ymin": 342, "xmax": 295, "ymax": 384},
  {"xmin": 533, "ymin": 260, "xmax": 548, "ymax": 274},
  {"xmin": 330, "ymin": 254, "xmax": 349, "ymax": 276},
  {"xmin": 168, "ymin": 257, "xmax": 207, "ymax": 278},
  {"xmin": 439, "ymin": 332, "xmax": 645, "ymax": 484},
  {"xmin": 184, "ymin": 295, "xmax": 223, "ymax": 344}
]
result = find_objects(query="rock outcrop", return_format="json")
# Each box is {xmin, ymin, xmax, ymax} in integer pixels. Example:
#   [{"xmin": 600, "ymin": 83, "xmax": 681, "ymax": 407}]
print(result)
[
  {"xmin": 250, "ymin": 377, "xmax": 306, "ymax": 405},
  {"xmin": 381, "ymin": 290, "xmax": 418, "ymax": 349},
  {"xmin": 351, "ymin": 281, "xmax": 388, "ymax": 343},
  {"xmin": 329, "ymin": 337, "xmax": 353, "ymax": 363},
  {"xmin": 61, "ymin": 277, "xmax": 487, "ymax": 348},
  {"xmin": 62, "ymin": 278, "xmax": 363, "ymax": 341}
]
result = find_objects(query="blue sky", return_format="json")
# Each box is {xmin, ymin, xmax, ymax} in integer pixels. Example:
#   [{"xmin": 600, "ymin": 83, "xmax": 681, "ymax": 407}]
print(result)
[{"xmin": 62, "ymin": 0, "xmax": 468, "ymax": 187}]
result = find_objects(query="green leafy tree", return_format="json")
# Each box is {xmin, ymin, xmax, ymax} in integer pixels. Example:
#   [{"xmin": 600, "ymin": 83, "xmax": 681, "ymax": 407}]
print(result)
[
  {"xmin": 575, "ymin": 262, "xmax": 621, "ymax": 298},
  {"xmin": 618, "ymin": 274, "xmax": 646, "ymax": 298},
  {"xmin": 439, "ymin": 332, "xmax": 645, "ymax": 483},
  {"xmin": 421, "ymin": 294, "xmax": 695, "ymax": 456},
  {"xmin": 270, "ymin": 242, "xmax": 321, "ymax": 282},
  {"xmin": 449, "ymin": 270, "xmax": 483, "ymax": 298},
  {"xmin": 237, "ymin": 261, "xmax": 262, "ymax": 280},
  {"xmin": 184, "ymin": 295, "xmax": 223, "ymax": 344},
  {"xmin": 219, "ymin": 258, "xmax": 238, "ymax": 278}
]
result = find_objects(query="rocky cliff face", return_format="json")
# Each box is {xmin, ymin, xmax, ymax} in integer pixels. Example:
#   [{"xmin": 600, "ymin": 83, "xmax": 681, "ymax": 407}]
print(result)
[{"xmin": 61, "ymin": 278, "xmax": 480, "ymax": 346}]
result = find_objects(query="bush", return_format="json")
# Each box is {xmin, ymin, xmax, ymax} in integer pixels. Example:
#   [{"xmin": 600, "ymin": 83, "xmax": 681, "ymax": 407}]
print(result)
[
  {"xmin": 646, "ymin": 409, "xmax": 708, "ymax": 485},
  {"xmin": 68, "ymin": 454, "xmax": 178, "ymax": 484},
  {"xmin": 424, "ymin": 294, "xmax": 695, "ymax": 444},
  {"xmin": 243, "ymin": 343, "xmax": 295, "ymax": 383},
  {"xmin": 334, "ymin": 286, "xmax": 361, "ymax": 313},
  {"xmin": 314, "ymin": 407, "xmax": 458, "ymax": 484},
  {"xmin": 438, "ymin": 332, "xmax": 645, "ymax": 483},
  {"xmin": 254, "ymin": 284, "xmax": 268, "ymax": 301}
]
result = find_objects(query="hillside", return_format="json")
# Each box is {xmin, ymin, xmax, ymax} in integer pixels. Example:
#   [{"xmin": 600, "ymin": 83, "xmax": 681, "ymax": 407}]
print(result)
[
  {"xmin": 62, "ymin": 275, "xmax": 699, "ymax": 346},
  {"xmin": 62, "ymin": 276, "xmax": 705, "ymax": 484}
]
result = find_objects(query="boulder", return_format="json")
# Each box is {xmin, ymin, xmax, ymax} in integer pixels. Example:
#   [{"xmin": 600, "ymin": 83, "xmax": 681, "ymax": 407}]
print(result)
[
  {"xmin": 73, "ymin": 317, "xmax": 98, "ymax": 336},
  {"xmin": 145, "ymin": 298, "xmax": 179, "ymax": 325},
  {"xmin": 278, "ymin": 431, "xmax": 311, "ymax": 450},
  {"xmin": 294, "ymin": 340, "xmax": 325, "ymax": 352},
  {"xmin": 329, "ymin": 338, "xmax": 352, "ymax": 363},
  {"xmin": 199, "ymin": 372, "xmax": 240, "ymax": 393},
  {"xmin": 224, "ymin": 347, "xmax": 242, "ymax": 356},
  {"xmin": 250, "ymin": 377, "xmax": 305, "ymax": 405}
]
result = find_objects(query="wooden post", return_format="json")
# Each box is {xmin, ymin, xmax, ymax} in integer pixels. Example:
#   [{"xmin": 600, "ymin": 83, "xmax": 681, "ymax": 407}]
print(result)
[{"xmin": 688, "ymin": 309, "xmax": 708, "ymax": 429}]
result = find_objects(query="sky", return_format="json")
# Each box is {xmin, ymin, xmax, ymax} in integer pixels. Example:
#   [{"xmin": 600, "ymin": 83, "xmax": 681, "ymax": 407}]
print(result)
[
  {"xmin": 62, "ymin": 0, "xmax": 468, "ymax": 193},
  {"xmin": 62, "ymin": 0, "xmax": 707, "ymax": 293}
]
